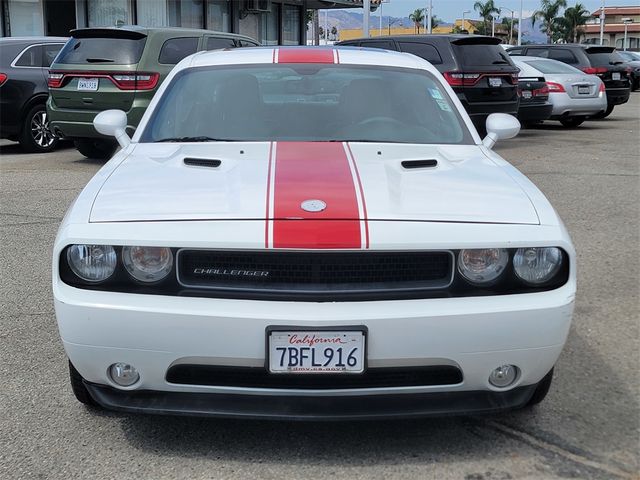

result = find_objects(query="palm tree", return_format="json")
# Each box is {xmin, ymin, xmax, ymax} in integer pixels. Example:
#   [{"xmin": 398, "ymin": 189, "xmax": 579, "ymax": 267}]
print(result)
[
  {"xmin": 409, "ymin": 8, "xmax": 425, "ymax": 34},
  {"xmin": 558, "ymin": 3, "xmax": 590, "ymax": 43},
  {"xmin": 531, "ymin": 0, "xmax": 567, "ymax": 43},
  {"xmin": 474, "ymin": 0, "xmax": 501, "ymax": 36},
  {"xmin": 501, "ymin": 17, "xmax": 519, "ymax": 44},
  {"xmin": 431, "ymin": 16, "xmax": 442, "ymax": 29}
]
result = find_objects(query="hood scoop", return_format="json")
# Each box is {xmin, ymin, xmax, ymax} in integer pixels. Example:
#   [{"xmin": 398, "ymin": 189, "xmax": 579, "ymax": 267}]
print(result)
[
  {"xmin": 183, "ymin": 158, "xmax": 222, "ymax": 168},
  {"xmin": 401, "ymin": 159, "xmax": 438, "ymax": 169}
]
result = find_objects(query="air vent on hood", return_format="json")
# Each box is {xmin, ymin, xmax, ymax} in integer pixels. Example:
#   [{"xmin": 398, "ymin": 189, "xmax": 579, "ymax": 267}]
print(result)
[
  {"xmin": 401, "ymin": 159, "xmax": 438, "ymax": 169},
  {"xmin": 183, "ymin": 158, "xmax": 222, "ymax": 168}
]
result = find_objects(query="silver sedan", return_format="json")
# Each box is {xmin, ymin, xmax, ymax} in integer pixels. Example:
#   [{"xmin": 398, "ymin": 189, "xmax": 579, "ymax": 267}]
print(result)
[{"xmin": 512, "ymin": 56, "xmax": 607, "ymax": 128}]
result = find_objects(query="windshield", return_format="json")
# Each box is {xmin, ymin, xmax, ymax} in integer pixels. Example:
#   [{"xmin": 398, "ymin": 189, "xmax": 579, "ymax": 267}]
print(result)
[
  {"xmin": 586, "ymin": 50, "xmax": 625, "ymax": 67},
  {"xmin": 140, "ymin": 64, "xmax": 471, "ymax": 144},
  {"xmin": 524, "ymin": 59, "xmax": 583, "ymax": 75}
]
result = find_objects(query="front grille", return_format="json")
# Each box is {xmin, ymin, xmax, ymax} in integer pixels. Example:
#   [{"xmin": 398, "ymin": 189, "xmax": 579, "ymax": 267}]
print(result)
[
  {"xmin": 166, "ymin": 365, "xmax": 463, "ymax": 389},
  {"xmin": 177, "ymin": 250, "xmax": 453, "ymax": 299}
]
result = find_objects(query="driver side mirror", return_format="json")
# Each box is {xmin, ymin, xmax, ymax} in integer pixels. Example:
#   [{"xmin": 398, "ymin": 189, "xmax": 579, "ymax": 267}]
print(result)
[
  {"xmin": 93, "ymin": 109, "xmax": 131, "ymax": 148},
  {"xmin": 482, "ymin": 113, "xmax": 520, "ymax": 149}
]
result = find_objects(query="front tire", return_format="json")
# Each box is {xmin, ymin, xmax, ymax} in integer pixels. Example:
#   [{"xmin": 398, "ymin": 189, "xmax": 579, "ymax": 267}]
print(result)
[
  {"xmin": 559, "ymin": 116, "xmax": 586, "ymax": 128},
  {"xmin": 74, "ymin": 138, "xmax": 118, "ymax": 159},
  {"xmin": 69, "ymin": 361, "xmax": 99, "ymax": 407},
  {"xmin": 18, "ymin": 104, "xmax": 59, "ymax": 153},
  {"xmin": 525, "ymin": 368, "xmax": 554, "ymax": 407}
]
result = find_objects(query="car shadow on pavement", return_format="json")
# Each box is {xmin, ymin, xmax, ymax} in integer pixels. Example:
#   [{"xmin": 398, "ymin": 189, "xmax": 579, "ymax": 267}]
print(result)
[{"xmin": 103, "ymin": 330, "xmax": 637, "ymax": 479}]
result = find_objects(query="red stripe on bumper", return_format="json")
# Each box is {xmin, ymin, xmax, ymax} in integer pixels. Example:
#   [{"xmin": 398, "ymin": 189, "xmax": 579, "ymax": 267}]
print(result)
[{"xmin": 271, "ymin": 142, "xmax": 361, "ymax": 249}]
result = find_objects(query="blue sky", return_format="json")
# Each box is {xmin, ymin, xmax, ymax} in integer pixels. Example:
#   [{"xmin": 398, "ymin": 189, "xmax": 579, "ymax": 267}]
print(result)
[{"xmin": 376, "ymin": 0, "xmax": 640, "ymax": 21}]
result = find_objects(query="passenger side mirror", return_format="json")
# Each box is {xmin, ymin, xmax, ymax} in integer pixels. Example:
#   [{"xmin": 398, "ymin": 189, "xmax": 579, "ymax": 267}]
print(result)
[
  {"xmin": 93, "ymin": 110, "xmax": 131, "ymax": 148},
  {"xmin": 482, "ymin": 113, "xmax": 520, "ymax": 149}
]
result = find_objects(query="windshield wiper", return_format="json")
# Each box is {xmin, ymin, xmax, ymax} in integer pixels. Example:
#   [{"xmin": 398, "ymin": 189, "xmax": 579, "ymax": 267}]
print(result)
[
  {"xmin": 492, "ymin": 60, "xmax": 510, "ymax": 64},
  {"xmin": 85, "ymin": 58, "xmax": 115, "ymax": 63},
  {"xmin": 610, "ymin": 61, "xmax": 624, "ymax": 65},
  {"xmin": 155, "ymin": 136, "xmax": 233, "ymax": 143}
]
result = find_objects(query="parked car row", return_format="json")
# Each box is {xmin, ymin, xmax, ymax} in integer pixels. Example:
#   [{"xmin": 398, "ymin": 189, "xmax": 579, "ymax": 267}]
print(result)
[{"xmin": 0, "ymin": 31, "xmax": 636, "ymax": 157}]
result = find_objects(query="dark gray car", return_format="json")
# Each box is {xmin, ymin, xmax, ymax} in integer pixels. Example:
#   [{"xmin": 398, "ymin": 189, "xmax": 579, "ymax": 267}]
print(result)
[{"xmin": 0, "ymin": 37, "xmax": 66, "ymax": 152}]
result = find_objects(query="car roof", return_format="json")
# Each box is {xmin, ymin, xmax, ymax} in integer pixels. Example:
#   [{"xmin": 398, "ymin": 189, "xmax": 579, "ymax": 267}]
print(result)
[
  {"xmin": 70, "ymin": 26, "xmax": 254, "ymax": 39},
  {"xmin": 341, "ymin": 34, "xmax": 499, "ymax": 43},
  {"xmin": 185, "ymin": 46, "xmax": 439, "ymax": 74},
  {"xmin": 0, "ymin": 36, "xmax": 67, "ymax": 44}
]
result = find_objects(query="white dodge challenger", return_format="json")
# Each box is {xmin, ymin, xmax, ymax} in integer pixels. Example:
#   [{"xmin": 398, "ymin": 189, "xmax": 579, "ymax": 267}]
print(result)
[{"xmin": 53, "ymin": 47, "xmax": 575, "ymax": 419}]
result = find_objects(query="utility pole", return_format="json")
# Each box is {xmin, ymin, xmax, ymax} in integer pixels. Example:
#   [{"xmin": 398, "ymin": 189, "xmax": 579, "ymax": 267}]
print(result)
[
  {"xmin": 325, "ymin": 9, "xmax": 329, "ymax": 44},
  {"xmin": 517, "ymin": 0, "xmax": 523, "ymax": 45},
  {"xmin": 492, "ymin": 16, "xmax": 495, "ymax": 37},
  {"xmin": 599, "ymin": 0, "xmax": 605, "ymax": 45},
  {"xmin": 363, "ymin": 0, "xmax": 370, "ymax": 38},
  {"xmin": 313, "ymin": 9, "xmax": 319, "ymax": 46},
  {"xmin": 427, "ymin": 0, "xmax": 433, "ymax": 34}
]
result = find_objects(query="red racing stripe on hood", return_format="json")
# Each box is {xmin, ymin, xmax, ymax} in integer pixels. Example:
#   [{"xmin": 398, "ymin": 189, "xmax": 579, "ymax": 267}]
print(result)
[{"xmin": 267, "ymin": 142, "xmax": 365, "ymax": 249}]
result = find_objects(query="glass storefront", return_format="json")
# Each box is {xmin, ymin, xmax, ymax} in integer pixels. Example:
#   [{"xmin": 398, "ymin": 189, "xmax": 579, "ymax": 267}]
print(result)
[
  {"xmin": 282, "ymin": 4, "xmax": 300, "ymax": 45},
  {"xmin": 168, "ymin": 0, "xmax": 203, "ymax": 28},
  {"xmin": 8, "ymin": 0, "xmax": 44, "ymax": 36},
  {"xmin": 207, "ymin": 0, "xmax": 230, "ymax": 32},
  {"xmin": 88, "ymin": 0, "xmax": 129, "ymax": 27},
  {"xmin": 261, "ymin": 3, "xmax": 279, "ymax": 45},
  {"xmin": 137, "ymin": 0, "xmax": 168, "ymax": 27}
]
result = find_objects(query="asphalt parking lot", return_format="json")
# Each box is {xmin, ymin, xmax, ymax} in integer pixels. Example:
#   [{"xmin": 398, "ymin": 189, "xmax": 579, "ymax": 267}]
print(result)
[{"xmin": 1, "ymin": 95, "xmax": 638, "ymax": 480}]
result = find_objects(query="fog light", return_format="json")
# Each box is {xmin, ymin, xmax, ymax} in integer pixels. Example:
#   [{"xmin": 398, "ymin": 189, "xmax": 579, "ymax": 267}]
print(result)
[
  {"xmin": 109, "ymin": 363, "xmax": 139, "ymax": 387},
  {"xmin": 489, "ymin": 365, "xmax": 519, "ymax": 388}
]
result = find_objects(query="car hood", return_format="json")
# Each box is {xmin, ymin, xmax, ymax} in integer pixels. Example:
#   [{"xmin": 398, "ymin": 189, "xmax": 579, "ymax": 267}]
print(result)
[{"xmin": 89, "ymin": 142, "xmax": 539, "ymax": 225}]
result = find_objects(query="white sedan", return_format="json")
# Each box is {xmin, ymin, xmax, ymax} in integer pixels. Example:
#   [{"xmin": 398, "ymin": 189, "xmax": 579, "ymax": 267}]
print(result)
[{"xmin": 53, "ymin": 47, "xmax": 575, "ymax": 419}]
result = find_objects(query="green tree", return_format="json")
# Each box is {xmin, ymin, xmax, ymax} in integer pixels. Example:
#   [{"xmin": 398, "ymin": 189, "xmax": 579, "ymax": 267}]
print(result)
[
  {"xmin": 501, "ymin": 16, "xmax": 519, "ymax": 43},
  {"xmin": 558, "ymin": 3, "xmax": 590, "ymax": 42},
  {"xmin": 531, "ymin": 0, "xmax": 567, "ymax": 43},
  {"xmin": 431, "ymin": 16, "xmax": 442, "ymax": 29},
  {"xmin": 474, "ymin": 0, "xmax": 501, "ymax": 36},
  {"xmin": 409, "ymin": 8, "xmax": 425, "ymax": 34}
]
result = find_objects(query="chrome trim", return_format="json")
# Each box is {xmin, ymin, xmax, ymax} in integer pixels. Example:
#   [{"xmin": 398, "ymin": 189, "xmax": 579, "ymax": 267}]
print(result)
[
  {"xmin": 175, "ymin": 248, "xmax": 456, "ymax": 294},
  {"xmin": 10, "ymin": 43, "xmax": 65, "ymax": 69}
]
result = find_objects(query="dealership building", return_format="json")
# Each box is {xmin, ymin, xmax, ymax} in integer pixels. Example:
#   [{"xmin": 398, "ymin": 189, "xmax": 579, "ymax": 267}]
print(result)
[{"xmin": 0, "ymin": 0, "xmax": 372, "ymax": 45}]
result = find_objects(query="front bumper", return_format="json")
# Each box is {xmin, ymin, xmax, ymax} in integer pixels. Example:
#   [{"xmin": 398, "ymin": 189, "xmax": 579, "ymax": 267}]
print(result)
[{"xmin": 84, "ymin": 381, "xmax": 540, "ymax": 420}]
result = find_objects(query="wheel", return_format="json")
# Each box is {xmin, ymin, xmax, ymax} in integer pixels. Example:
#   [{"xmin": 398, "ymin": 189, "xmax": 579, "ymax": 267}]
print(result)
[
  {"xmin": 591, "ymin": 104, "xmax": 614, "ymax": 119},
  {"xmin": 74, "ymin": 138, "xmax": 118, "ymax": 159},
  {"xmin": 631, "ymin": 76, "xmax": 639, "ymax": 92},
  {"xmin": 18, "ymin": 104, "xmax": 59, "ymax": 153},
  {"xmin": 559, "ymin": 116, "xmax": 586, "ymax": 128},
  {"xmin": 68, "ymin": 360, "xmax": 99, "ymax": 407},
  {"xmin": 525, "ymin": 368, "xmax": 554, "ymax": 407}
]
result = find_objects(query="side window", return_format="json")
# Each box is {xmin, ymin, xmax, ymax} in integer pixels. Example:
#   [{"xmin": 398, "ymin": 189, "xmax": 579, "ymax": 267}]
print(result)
[
  {"xmin": 43, "ymin": 44, "xmax": 63, "ymax": 66},
  {"xmin": 339, "ymin": 41, "xmax": 360, "ymax": 47},
  {"xmin": 527, "ymin": 48, "xmax": 549, "ymax": 58},
  {"xmin": 508, "ymin": 47, "xmax": 524, "ymax": 56},
  {"xmin": 398, "ymin": 42, "xmax": 443, "ymax": 64},
  {"xmin": 14, "ymin": 45, "xmax": 44, "ymax": 67},
  {"xmin": 237, "ymin": 40, "xmax": 258, "ymax": 47},
  {"xmin": 206, "ymin": 37, "xmax": 237, "ymax": 50},
  {"xmin": 158, "ymin": 37, "xmax": 199, "ymax": 64},
  {"xmin": 549, "ymin": 48, "xmax": 578, "ymax": 64},
  {"xmin": 362, "ymin": 40, "xmax": 397, "ymax": 51}
]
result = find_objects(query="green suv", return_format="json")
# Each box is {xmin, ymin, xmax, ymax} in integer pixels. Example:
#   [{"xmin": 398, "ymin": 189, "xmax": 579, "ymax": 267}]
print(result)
[{"xmin": 47, "ymin": 26, "xmax": 258, "ymax": 159}]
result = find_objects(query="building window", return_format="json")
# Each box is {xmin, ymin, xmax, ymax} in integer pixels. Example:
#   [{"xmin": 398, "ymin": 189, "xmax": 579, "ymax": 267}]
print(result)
[
  {"xmin": 168, "ymin": 0, "xmax": 203, "ymax": 28},
  {"xmin": 207, "ymin": 0, "xmax": 230, "ymax": 32},
  {"xmin": 88, "ymin": 0, "xmax": 129, "ymax": 27},
  {"xmin": 137, "ymin": 0, "xmax": 168, "ymax": 27},
  {"xmin": 616, "ymin": 37, "xmax": 639, "ymax": 50},
  {"xmin": 8, "ymin": 0, "xmax": 44, "ymax": 36},
  {"xmin": 261, "ymin": 3, "xmax": 278, "ymax": 45},
  {"xmin": 282, "ymin": 4, "xmax": 300, "ymax": 46}
]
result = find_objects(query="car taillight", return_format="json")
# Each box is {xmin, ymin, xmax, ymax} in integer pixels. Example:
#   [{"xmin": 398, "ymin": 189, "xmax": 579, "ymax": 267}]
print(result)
[
  {"xmin": 443, "ymin": 72, "xmax": 481, "ymax": 86},
  {"xmin": 48, "ymin": 72, "xmax": 64, "ymax": 88},
  {"xmin": 546, "ymin": 82, "xmax": 566, "ymax": 93},
  {"xmin": 510, "ymin": 73, "xmax": 519, "ymax": 84},
  {"xmin": 582, "ymin": 67, "xmax": 607, "ymax": 75},
  {"xmin": 0, "ymin": 73, "xmax": 7, "ymax": 86},
  {"xmin": 599, "ymin": 82, "xmax": 606, "ymax": 93},
  {"xmin": 533, "ymin": 85, "xmax": 550, "ymax": 96},
  {"xmin": 111, "ymin": 72, "xmax": 159, "ymax": 90}
]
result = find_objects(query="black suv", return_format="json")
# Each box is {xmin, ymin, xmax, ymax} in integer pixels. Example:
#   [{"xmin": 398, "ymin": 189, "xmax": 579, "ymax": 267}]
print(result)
[
  {"xmin": 507, "ymin": 44, "xmax": 631, "ymax": 118},
  {"xmin": 337, "ymin": 35, "xmax": 520, "ymax": 133},
  {"xmin": 0, "ymin": 37, "xmax": 66, "ymax": 152}
]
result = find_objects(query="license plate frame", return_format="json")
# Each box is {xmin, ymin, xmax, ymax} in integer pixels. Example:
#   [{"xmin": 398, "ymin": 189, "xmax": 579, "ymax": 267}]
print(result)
[
  {"xmin": 612, "ymin": 72, "xmax": 621, "ymax": 81},
  {"xmin": 77, "ymin": 78, "xmax": 99, "ymax": 91},
  {"xmin": 521, "ymin": 90, "xmax": 533, "ymax": 99},
  {"xmin": 578, "ymin": 86, "xmax": 590, "ymax": 94},
  {"xmin": 266, "ymin": 326, "xmax": 368, "ymax": 374},
  {"xmin": 489, "ymin": 77, "xmax": 502, "ymax": 87}
]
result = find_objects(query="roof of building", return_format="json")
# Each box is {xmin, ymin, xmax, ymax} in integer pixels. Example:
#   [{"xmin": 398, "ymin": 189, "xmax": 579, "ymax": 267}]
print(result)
[
  {"xmin": 591, "ymin": 6, "xmax": 640, "ymax": 17},
  {"xmin": 584, "ymin": 23, "xmax": 640, "ymax": 33}
]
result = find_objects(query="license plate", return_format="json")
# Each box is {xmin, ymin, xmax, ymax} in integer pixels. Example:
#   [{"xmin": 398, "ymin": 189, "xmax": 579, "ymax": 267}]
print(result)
[
  {"xmin": 77, "ymin": 78, "xmax": 99, "ymax": 91},
  {"xmin": 489, "ymin": 77, "xmax": 502, "ymax": 87},
  {"xmin": 521, "ymin": 90, "xmax": 532, "ymax": 99},
  {"xmin": 578, "ymin": 86, "xmax": 590, "ymax": 94},
  {"xmin": 268, "ymin": 329, "xmax": 365, "ymax": 374},
  {"xmin": 612, "ymin": 72, "xmax": 621, "ymax": 81}
]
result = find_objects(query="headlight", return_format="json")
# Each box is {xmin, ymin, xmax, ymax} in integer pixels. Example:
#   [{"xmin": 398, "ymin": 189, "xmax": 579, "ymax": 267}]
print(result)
[
  {"xmin": 66, "ymin": 244, "xmax": 117, "ymax": 283},
  {"xmin": 513, "ymin": 247, "xmax": 563, "ymax": 285},
  {"xmin": 457, "ymin": 248, "xmax": 508, "ymax": 285},
  {"xmin": 122, "ymin": 246, "xmax": 173, "ymax": 283}
]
